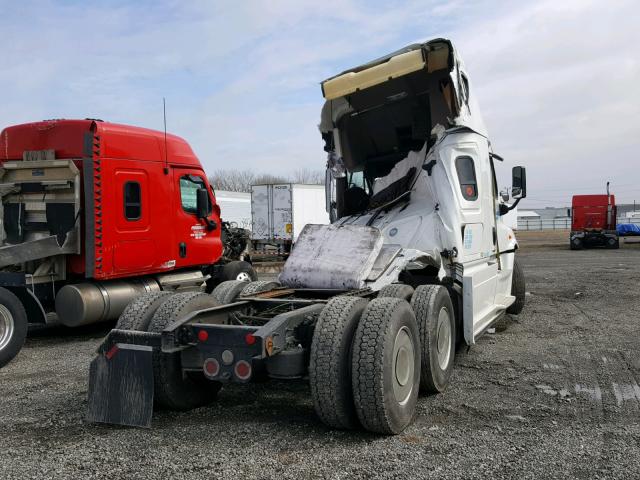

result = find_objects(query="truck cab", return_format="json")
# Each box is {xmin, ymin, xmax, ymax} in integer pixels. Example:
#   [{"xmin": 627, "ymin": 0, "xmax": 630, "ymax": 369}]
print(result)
[
  {"xmin": 283, "ymin": 38, "xmax": 527, "ymax": 344},
  {"xmin": 0, "ymin": 119, "xmax": 254, "ymax": 368},
  {"xmin": 570, "ymin": 193, "xmax": 619, "ymax": 249}
]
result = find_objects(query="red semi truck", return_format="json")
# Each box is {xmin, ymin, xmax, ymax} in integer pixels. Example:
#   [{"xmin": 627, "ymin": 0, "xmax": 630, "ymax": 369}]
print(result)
[
  {"xmin": 570, "ymin": 188, "xmax": 619, "ymax": 249},
  {"xmin": 0, "ymin": 119, "xmax": 255, "ymax": 368}
]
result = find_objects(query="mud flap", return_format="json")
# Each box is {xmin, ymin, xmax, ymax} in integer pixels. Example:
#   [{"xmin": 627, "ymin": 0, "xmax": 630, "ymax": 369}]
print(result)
[{"xmin": 86, "ymin": 344, "xmax": 154, "ymax": 428}]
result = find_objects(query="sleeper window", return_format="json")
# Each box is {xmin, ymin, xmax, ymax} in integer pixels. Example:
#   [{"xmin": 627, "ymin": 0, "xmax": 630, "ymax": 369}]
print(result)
[
  {"xmin": 455, "ymin": 156, "xmax": 478, "ymax": 201},
  {"xmin": 123, "ymin": 181, "xmax": 141, "ymax": 220}
]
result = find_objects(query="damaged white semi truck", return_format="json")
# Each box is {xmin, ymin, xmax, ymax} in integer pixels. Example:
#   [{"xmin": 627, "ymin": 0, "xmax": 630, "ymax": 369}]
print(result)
[{"xmin": 87, "ymin": 38, "xmax": 527, "ymax": 434}]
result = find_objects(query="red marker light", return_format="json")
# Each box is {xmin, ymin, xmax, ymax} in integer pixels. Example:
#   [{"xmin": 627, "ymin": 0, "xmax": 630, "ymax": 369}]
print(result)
[
  {"xmin": 234, "ymin": 360, "xmax": 252, "ymax": 380},
  {"xmin": 245, "ymin": 333, "xmax": 256, "ymax": 345},
  {"xmin": 197, "ymin": 330, "xmax": 209, "ymax": 342},
  {"xmin": 203, "ymin": 358, "xmax": 219, "ymax": 378}
]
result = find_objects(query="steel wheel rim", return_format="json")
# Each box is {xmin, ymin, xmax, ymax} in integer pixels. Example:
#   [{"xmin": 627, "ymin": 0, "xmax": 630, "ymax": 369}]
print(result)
[
  {"xmin": 392, "ymin": 326, "xmax": 415, "ymax": 405},
  {"xmin": 236, "ymin": 272, "xmax": 252, "ymax": 282},
  {"xmin": 436, "ymin": 307, "xmax": 452, "ymax": 370},
  {"xmin": 0, "ymin": 304, "xmax": 15, "ymax": 351}
]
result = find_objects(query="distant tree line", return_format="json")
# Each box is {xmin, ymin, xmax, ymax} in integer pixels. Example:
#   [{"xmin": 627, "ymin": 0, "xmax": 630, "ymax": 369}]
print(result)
[{"xmin": 208, "ymin": 168, "xmax": 324, "ymax": 192}]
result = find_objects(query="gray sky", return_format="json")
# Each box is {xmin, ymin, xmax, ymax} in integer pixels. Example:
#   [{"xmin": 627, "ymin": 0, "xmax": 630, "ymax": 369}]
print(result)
[{"xmin": 1, "ymin": 0, "xmax": 638, "ymax": 207}]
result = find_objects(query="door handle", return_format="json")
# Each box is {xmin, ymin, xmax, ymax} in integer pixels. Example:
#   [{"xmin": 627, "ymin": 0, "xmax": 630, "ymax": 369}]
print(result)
[{"xmin": 179, "ymin": 242, "xmax": 187, "ymax": 258}]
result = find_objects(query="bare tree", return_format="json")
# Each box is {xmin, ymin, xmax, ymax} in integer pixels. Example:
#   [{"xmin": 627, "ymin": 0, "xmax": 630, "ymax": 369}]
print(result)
[
  {"xmin": 253, "ymin": 173, "xmax": 289, "ymax": 185},
  {"xmin": 209, "ymin": 168, "xmax": 324, "ymax": 192},
  {"xmin": 209, "ymin": 169, "xmax": 256, "ymax": 192},
  {"xmin": 291, "ymin": 168, "xmax": 324, "ymax": 185}
]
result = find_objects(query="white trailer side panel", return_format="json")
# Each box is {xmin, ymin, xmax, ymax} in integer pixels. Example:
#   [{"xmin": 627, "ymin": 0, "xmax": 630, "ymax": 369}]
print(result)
[
  {"xmin": 272, "ymin": 184, "xmax": 293, "ymax": 240},
  {"xmin": 251, "ymin": 185, "xmax": 271, "ymax": 240},
  {"xmin": 216, "ymin": 190, "xmax": 252, "ymax": 230},
  {"xmin": 291, "ymin": 184, "xmax": 330, "ymax": 240}
]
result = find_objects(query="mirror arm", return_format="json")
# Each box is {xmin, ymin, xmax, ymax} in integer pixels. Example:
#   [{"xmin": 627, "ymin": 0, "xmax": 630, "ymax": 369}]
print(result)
[
  {"xmin": 499, "ymin": 197, "xmax": 522, "ymax": 216},
  {"xmin": 203, "ymin": 217, "xmax": 217, "ymax": 231}
]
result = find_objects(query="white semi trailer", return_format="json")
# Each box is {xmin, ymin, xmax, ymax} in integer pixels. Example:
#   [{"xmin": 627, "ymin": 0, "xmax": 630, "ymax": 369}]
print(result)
[
  {"xmin": 88, "ymin": 38, "xmax": 527, "ymax": 435},
  {"xmin": 251, "ymin": 183, "xmax": 329, "ymax": 254}
]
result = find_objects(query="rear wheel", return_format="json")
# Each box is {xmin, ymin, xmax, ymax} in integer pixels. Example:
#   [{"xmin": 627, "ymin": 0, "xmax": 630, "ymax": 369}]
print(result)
[
  {"xmin": 211, "ymin": 280, "xmax": 249, "ymax": 305},
  {"xmin": 240, "ymin": 280, "xmax": 280, "ymax": 297},
  {"xmin": 378, "ymin": 283, "xmax": 415, "ymax": 301},
  {"xmin": 309, "ymin": 296, "xmax": 368, "ymax": 429},
  {"xmin": 410, "ymin": 285, "xmax": 456, "ymax": 394},
  {"xmin": 351, "ymin": 297, "xmax": 420, "ymax": 434},
  {"xmin": 507, "ymin": 259, "xmax": 526, "ymax": 315},
  {"xmin": 0, "ymin": 287, "xmax": 27, "ymax": 369},
  {"xmin": 116, "ymin": 291, "xmax": 173, "ymax": 331},
  {"xmin": 221, "ymin": 261, "xmax": 258, "ymax": 282},
  {"xmin": 606, "ymin": 236, "xmax": 620, "ymax": 249},
  {"xmin": 148, "ymin": 292, "xmax": 223, "ymax": 410}
]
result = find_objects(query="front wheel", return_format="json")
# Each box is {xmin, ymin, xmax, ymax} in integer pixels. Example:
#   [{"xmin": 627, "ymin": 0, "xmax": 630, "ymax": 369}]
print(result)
[
  {"xmin": 221, "ymin": 261, "xmax": 258, "ymax": 282},
  {"xmin": 507, "ymin": 258, "xmax": 526, "ymax": 315},
  {"xmin": 0, "ymin": 287, "xmax": 28, "ymax": 369}
]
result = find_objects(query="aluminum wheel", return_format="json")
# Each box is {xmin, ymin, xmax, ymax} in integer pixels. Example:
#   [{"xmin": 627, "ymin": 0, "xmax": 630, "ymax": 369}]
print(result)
[
  {"xmin": 392, "ymin": 326, "xmax": 416, "ymax": 405},
  {"xmin": 235, "ymin": 272, "xmax": 252, "ymax": 282},
  {"xmin": 436, "ymin": 306, "xmax": 452, "ymax": 370},
  {"xmin": 0, "ymin": 304, "xmax": 15, "ymax": 352}
]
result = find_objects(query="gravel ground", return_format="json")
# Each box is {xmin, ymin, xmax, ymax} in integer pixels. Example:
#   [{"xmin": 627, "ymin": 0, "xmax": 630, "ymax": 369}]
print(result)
[{"xmin": 1, "ymin": 244, "xmax": 640, "ymax": 479}]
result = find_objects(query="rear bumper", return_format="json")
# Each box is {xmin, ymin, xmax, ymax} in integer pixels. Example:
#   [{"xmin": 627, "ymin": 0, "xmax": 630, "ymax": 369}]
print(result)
[{"xmin": 570, "ymin": 230, "xmax": 618, "ymax": 241}]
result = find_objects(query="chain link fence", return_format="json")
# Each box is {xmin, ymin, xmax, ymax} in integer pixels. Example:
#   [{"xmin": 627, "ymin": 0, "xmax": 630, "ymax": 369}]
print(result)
[{"xmin": 517, "ymin": 216, "xmax": 640, "ymax": 231}]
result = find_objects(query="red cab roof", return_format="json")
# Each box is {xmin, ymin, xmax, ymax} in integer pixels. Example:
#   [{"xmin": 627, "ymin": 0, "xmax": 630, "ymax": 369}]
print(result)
[{"xmin": 0, "ymin": 119, "xmax": 201, "ymax": 167}]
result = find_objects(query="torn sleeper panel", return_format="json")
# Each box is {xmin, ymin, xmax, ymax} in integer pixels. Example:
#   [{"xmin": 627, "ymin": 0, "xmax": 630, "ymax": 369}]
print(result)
[{"xmin": 279, "ymin": 224, "xmax": 383, "ymax": 290}]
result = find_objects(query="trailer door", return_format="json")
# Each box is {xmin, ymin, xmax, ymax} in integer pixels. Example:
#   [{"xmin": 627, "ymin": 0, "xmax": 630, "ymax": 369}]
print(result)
[
  {"xmin": 251, "ymin": 185, "xmax": 271, "ymax": 240},
  {"xmin": 272, "ymin": 184, "xmax": 293, "ymax": 241}
]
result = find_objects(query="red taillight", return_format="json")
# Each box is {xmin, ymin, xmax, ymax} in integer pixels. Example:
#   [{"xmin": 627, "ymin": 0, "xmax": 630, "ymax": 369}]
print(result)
[
  {"xmin": 203, "ymin": 358, "xmax": 220, "ymax": 378},
  {"xmin": 197, "ymin": 330, "xmax": 209, "ymax": 342},
  {"xmin": 234, "ymin": 360, "xmax": 252, "ymax": 380},
  {"xmin": 245, "ymin": 333, "xmax": 256, "ymax": 345}
]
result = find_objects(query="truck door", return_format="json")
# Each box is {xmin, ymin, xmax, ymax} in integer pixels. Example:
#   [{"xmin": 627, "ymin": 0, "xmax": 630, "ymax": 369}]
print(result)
[
  {"xmin": 448, "ymin": 139, "xmax": 499, "ymax": 344},
  {"xmin": 172, "ymin": 168, "xmax": 223, "ymax": 268}
]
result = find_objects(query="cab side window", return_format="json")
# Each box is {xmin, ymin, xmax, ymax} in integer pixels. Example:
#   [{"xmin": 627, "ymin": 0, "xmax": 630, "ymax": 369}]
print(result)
[
  {"xmin": 179, "ymin": 174, "xmax": 210, "ymax": 214},
  {"xmin": 123, "ymin": 181, "xmax": 141, "ymax": 220},
  {"xmin": 455, "ymin": 156, "xmax": 478, "ymax": 201}
]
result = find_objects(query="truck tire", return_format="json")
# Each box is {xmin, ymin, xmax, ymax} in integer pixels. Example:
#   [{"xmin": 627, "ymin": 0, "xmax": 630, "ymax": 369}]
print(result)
[
  {"xmin": 0, "ymin": 287, "xmax": 28, "ymax": 369},
  {"xmin": 378, "ymin": 283, "xmax": 415, "ymax": 301},
  {"xmin": 351, "ymin": 297, "xmax": 420, "ymax": 434},
  {"xmin": 211, "ymin": 280, "xmax": 249, "ymax": 305},
  {"xmin": 410, "ymin": 285, "xmax": 456, "ymax": 394},
  {"xmin": 606, "ymin": 236, "xmax": 620, "ymax": 249},
  {"xmin": 507, "ymin": 259, "xmax": 526, "ymax": 315},
  {"xmin": 148, "ymin": 292, "xmax": 223, "ymax": 410},
  {"xmin": 115, "ymin": 291, "xmax": 173, "ymax": 331},
  {"xmin": 570, "ymin": 237, "xmax": 583, "ymax": 250},
  {"xmin": 309, "ymin": 296, "xmax": 368, "ymax": 430},
  {"xmin": 221, "ymin": 261, "xmax": 258, "ymax": 282},
  {"xmin": 240, "ymin": 280, "xmax": 280, "ymax": 297}
]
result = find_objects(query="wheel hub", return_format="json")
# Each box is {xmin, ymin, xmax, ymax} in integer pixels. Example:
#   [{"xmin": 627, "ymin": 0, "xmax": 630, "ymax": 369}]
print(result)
[
  {"xmin": 436, "ymin": 307, "xmax": 452, "ymax": 370},
  {"xmin": 236, "ymin": 272, "xmax": 252, "ymax": 282},
  {"xmin": 392, "ymin": 326, "xmax": 415, "ymax": 405},
  {"xmin": 0, "ymin": 304, "xmax": 15, "ymax": 352}
]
